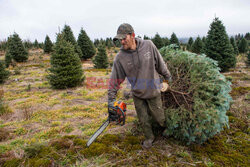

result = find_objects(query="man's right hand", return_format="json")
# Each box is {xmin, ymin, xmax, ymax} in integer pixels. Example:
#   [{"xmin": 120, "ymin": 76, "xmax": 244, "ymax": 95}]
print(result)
[{"xmin": 108, "ymin": 101, "xmax": 118, "ymax": 122}]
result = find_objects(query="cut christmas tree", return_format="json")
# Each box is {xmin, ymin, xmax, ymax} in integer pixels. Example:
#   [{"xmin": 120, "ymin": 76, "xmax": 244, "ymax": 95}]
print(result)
[{"xmin": 160, "ymin": 45, "xmax": 232, "ymax": 145}]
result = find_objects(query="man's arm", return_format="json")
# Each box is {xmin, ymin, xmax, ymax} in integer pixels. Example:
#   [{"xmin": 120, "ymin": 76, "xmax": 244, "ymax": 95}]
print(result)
[
  {"xmin": 108, "ymin": 57, "xmax": 126, "ymax": 103},
  {"xmin": 151, "ymin": 41, "xmax": 172, "ymax": 82}
]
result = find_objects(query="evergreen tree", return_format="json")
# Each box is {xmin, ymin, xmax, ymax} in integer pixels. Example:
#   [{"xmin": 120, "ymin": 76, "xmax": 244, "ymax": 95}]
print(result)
[
  {"xmin": 93, "ymin": 44, "xmax": 109, "ymax": 69},
  {"xmin": 77, "ymin": 28, "xmax": 96, "ymax": 60},
  {"xmin": 187, "ymin": 37, "xmax": 193, "ymax": 51},
  {"xmin": 247, "ymin": 49, "xmax": 250, "ymax": 66},
  {"xmin": 191, "ymin": 36, "xmax": 203, "ymax": 54},
  {"xmin": 202, "ymin": 36, "xmax": 206, "ymax": 44},
  {"xmin": 152, "ymin": 33, "xmax": 164, "ymax": 49},
  {"xmin": 44, "ymin": 35, "xmax": 53, "ymax": 53},
  {"xmin": 7, "ymin": 33, "xmax": 28, "ymax": 62},
  {"xmin": 143, "ymin": 35, "xmax": 150, "ymax": 40},
  {"xmin": 0, "ymin": 40, "xmax": 7, "ymax": 51},
  {"xmin": 34, "ymin": 39, "xmax": 39, "ymax": 48},
  {"xmin": 244, "ymin": 32, "xmax": 250, "ymax": 40},
  {"xmin": 230, "ymin": 37, "xmax": 239, "ymax": 55},
  {"xmin": 47, "ymin": 34, "xmax": 84, "ymax": 89},
  {"xmin": 61, "ymin": 25, "xmax": 83, "ymax": 59},
  {"xmin": 204, "ymin": 17, "xmax": 236, "ymax": 72},
  {"xmin": 4, "ymin": 50, "xmax": 12, "ymax": 68},
  {"xmin": 163, "ymin": 37, "xmax": 170, "ymax": 46},
  {"xmin": 94, "ymin": 39, "xmax": 100, "ymax": 47},
  {"xmin": 23, "ymin": 40, "xmax": 33, "ymax": 49},
  {"xmin": 238, "ymin": 38, "xmax": 248, "ymax": 53},
  {"xmin": 170, "ymin": 32, "xmax": 179, "ymax": 46},
  {"xmin": 61, "ymin": 25, "xmax": 77, "ymax": 44},
  {"xmin": 0, "ymin": 60, "xmax": 10, "ymax": 84}
]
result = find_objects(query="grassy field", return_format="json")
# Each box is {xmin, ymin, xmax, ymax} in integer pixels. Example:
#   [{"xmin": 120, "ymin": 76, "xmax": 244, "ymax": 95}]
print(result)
[{"xmin": 0, "ymin": 49, "xmax": 249, "ymax": 167}]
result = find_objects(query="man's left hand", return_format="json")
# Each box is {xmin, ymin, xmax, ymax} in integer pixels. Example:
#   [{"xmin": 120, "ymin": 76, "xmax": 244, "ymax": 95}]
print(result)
[{"xmin": 161, "ymin": 82, "xmax": 169, "ymax": 92}]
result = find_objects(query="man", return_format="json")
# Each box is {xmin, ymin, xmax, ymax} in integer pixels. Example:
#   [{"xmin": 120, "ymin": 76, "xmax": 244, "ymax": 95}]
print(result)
[{"xmin": 108, "ymin": 23, "xmax": 172, "ymax": 149}]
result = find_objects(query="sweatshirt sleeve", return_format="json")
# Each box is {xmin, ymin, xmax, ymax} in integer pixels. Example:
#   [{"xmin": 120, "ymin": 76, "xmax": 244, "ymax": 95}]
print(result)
[
  {"xmin": 108, "ymin": 56, "xmax": 126, "ymax": 103},
  {"xmin": 151, "ymin": 41, "xmax": 172, "ymax": 82}
]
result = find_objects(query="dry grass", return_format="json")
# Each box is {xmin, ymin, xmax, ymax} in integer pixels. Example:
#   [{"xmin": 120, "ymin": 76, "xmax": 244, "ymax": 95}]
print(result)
[{"xmin": 0, "ymin": 49, "xmax": 249, "ymax": 166}]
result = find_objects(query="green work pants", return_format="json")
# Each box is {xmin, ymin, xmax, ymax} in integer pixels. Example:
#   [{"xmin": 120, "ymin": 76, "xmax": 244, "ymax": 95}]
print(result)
[{"xmin": 133, "ymin": 94, "xmax": 166, "ymax": 140}]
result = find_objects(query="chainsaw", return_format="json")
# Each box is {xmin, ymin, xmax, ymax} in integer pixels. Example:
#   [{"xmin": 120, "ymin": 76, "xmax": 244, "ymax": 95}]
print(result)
[{"xmin": 86, "ymin": 101, "xmax": 127, "ymax": 147}]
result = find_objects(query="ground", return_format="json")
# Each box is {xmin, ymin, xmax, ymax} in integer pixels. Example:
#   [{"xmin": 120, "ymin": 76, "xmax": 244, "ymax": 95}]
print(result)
[{"xmin": 0, "ymin": 48, "xmax": 249, "ymax": 167}]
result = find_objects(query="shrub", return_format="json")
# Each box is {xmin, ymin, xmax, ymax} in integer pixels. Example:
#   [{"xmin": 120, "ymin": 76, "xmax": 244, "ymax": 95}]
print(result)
[
  {"xmin": 0, "ymin": 61, "xmax": 10, "ymax": 83},
  {"xmin": 47, "ymin": 35, "xmax": 84, "ymax": 89},
  {"xmin": 7, "ymin": 33, "xmax": 28, "ymax": 62},
  {"xmin": 93, "ymin": 44, "xmax": 109, "ymax": 69},
  {"xmin": 77, "ymin": 28, "xmax": 96, "ymax": 60},
  {"xmin": 160, "ymin": 45, "xmax": 232, "ymax": 144},
  {"xmin": 204, "ymin": 17, "xmax": 236, "ymax": 72},
  {"xmin": 43, "ymin": 35, "xmax": 53, "ymax": 53}
]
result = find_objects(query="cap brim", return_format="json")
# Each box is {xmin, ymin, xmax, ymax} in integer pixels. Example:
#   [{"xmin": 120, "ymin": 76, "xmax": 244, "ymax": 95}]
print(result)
[{"xmin": 113, "ymin": 34, "xmax": 126, "ymax": 40}]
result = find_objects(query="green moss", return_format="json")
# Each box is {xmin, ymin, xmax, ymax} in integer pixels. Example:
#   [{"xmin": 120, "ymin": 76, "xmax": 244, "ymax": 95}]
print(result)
[
  {"xmin": 191, "ymin": 131, "xmax": 250, "ymax": 166},
  {"xmin": 80, "ymin": 143, "xmax": 109, "ymax": 158},
  {"xmin": 230, "ymin": 87, "xmax": 250, "ymax": 96},
  {"xmin": 123, "ymin": 135, "xmax": 140, "ymax": 145},
  {"xmin": 229, "ymin": 116, "xmax": 248, "ymax": 132},
  {"xmin": 49, "ymin": 138, "xmax": 72, "ymax": 150},
  {"xmin": 73, "ymin": 138, "xmax": 87, "ymax": 147},
  {"xmin": 63, "ymin": 135, "xmax": 77, "ymax": 140},
  {"xmin": 2, "ymin": 158, "xmax": 21, "ymax": 167},
  {"xmin": 98, "ymin": 134, "xmax": 120, "ymax": 145},
  {"xmin": 25, "ymin": 158, "xmax": 52, "ymax": 167}
]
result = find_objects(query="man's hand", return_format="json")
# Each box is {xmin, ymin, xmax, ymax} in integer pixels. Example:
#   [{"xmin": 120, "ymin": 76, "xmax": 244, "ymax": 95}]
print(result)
[
  {"xmin": 161, "ymin": 81, "xmax": 169, "ymax": 92},
  {"xmin": 108, "ymin": 101, "xmax": 118, "ymax": 122}
]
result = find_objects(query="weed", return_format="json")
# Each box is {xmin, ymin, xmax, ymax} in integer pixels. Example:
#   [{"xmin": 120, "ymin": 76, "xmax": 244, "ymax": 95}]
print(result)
[
  {"xmin": 0, "ymin": 127, "xmax": 11, "ymax": 141},
  {"xmin": 13, "ymin": 66, "xmax": 21, "ymax": 75},
  {"xmin": 230, "ymin": 87, "xmax": 250, "ymax": 96},
  {"xmin": 26, "ymin": 84, "xmax": 31, "ymax": 91},
  {"xmin": 20, "ymin": 103, "xmax": 33, "ymax": 120}
]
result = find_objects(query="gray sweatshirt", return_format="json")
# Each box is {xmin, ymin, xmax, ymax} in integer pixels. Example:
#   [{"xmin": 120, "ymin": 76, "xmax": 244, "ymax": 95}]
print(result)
[{"xmin": 108, "ymin": 38, "xmax": 171, "ymax": 102}]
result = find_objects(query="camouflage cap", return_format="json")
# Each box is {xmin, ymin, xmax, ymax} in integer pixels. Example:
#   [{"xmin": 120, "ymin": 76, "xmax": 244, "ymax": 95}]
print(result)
[{"xmin": 114, "ymin": 23, "xmax": 134, "ymax": 40}]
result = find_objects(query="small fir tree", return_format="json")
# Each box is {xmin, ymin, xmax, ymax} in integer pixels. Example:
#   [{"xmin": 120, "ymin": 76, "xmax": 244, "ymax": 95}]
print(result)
[
  {"xmin": 163, "ymin": 37, "xmax": 170, "ymax": 46},
  {"xmin": 187, "ymin": 37, "xmax": 194, "ymax": 51},
  {"xmin": 93, "ymin": 44, "xmax": 109, "ymax": 69},
  {"xmin": 204, "ymin": 17, "xmax": 236, "ymax": 72},
  {"xmin": 0, "ymin": 60, "xmax": 10, "ymax": 84},
  {"xmin": 44, "ymin": 35, "xmax": 53, "ymax": 53},
  {"xmin": 4, "ymin": 50, "xmax": 12, "ymax": 68},
  {"xmin": 170, "ymin": 32, "xmax": 179, "ymax": 46},
  {"xmin": 34, "ymin": 39, "xmax": 39, "ymax": 48},
  {"xmin": 61, "ymin": 25, "xmax": 77, "ymax": 44},
  {"xmin": 238, "ymin": 38, "xmax": 248, "ymax": 53},
  {"xmin": 202, "ymin": 37, "xmax": 206, "ymax": 44},
  {"xmin": 247, "ymin": 49, "xmax": 250, "ymax": 66},
  {"xmin": 23, "ymin": 40, "xmax": 33, "ymax": 49},
  {"xmin": 94, "ymin": 39, "xmax": 100, "ymax": 47},
  {"xmin": 143, "ymin": 35, "xmax": 150, "ymax": 40},
  {"xmin": 191, "ymin": 36, "xmax": 204, "ymax": 54},
  {"xmin": 61, "ymin": 25, "xmax": 83, "ymax": 59},
  {"xmin": 47, "ymin": 34, "xmax": 84, "ymax": 89},
  {"xmin": 244, "ymin": 32, "xmax": 250, "ymax": 40},
  {"xmin": 152, "ymin": 33, "xmax": 164, "ymax": 49},
  {"xmin": 230, "ymin": 37, "xmax": 239, "ymax": 55},
  {"xmin": 7, "ymin": 33, "xmax": 28, "ymax": 62},
  {"xmin": 77, "ymin": 28, "xmax": 96, "ymax": 60}
]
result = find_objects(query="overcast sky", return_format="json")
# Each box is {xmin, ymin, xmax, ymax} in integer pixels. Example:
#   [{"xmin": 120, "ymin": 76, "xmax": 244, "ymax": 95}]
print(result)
[{"xmin": 0, "ymin": 0, "xmax": 249, "ymax": 42}]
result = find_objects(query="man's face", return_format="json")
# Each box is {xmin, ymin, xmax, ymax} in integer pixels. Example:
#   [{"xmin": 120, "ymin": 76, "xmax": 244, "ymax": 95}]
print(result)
[{"xmin": 120, "ymin": 34, "xmax": 133, "ymax": 50}]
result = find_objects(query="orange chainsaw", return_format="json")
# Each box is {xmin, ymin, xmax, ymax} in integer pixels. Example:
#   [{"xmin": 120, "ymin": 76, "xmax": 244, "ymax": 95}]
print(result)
[{"xmin": 86, "ymin": 101, "xmax": 127, "ymax": 147}]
